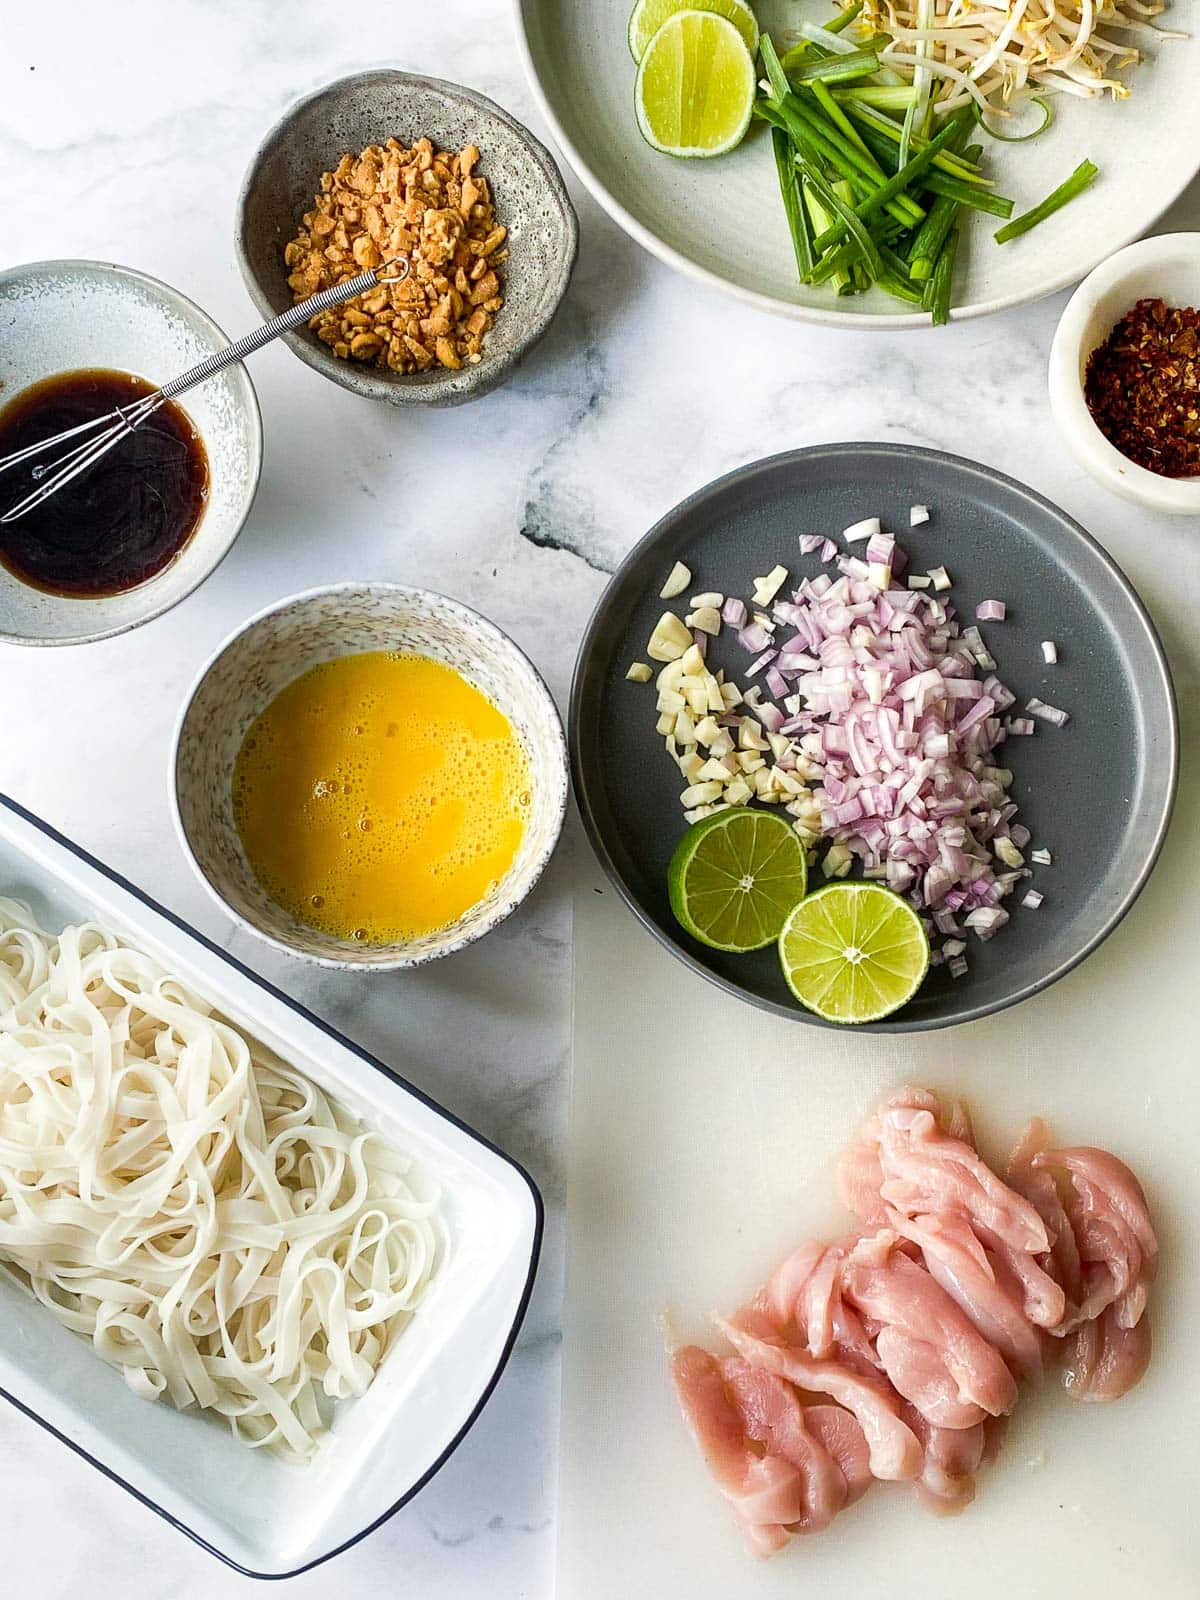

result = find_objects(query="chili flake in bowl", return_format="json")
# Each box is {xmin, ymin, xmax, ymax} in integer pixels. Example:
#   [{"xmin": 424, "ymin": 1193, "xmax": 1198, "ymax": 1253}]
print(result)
[
  {"xmin": 236, "ymin": 71, "xmax": 578, "ymax": 408},
  {"xmin": 1084, "ymin": 298, "xmax": 1200, "ymax": 479},
  {"xmin": 1049, "ymin": 232, "xmax": 1200, "ymax": 516}
]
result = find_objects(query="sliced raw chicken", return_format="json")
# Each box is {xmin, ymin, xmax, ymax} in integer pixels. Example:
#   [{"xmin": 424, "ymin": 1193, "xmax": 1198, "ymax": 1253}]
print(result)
[
  {"xmin": 715, "ymin": 1306, "xmax": 924, "ymax": 1483},
  {"xmin": 803, "ymin": 1404, "xmax": 874, "ymax": 1507},
  {"xmin": 1058, "ymin": 1306, "xmax": 1153, "ymax": 1402},
  {"xmin": 671, "ymin": 1345, "xmax": 809, "ymax": 1554},
  {"xmin": 901, "ymin": 1403, "xmax": 987, "ymax": 1516},
  {"xmin": 841, "ymin": 1232, "xmax": 1019, "ymax": 1422},
  {"xmin": 876, "ymin": 1099, "xmax": 1049, "ymax": 1256},
  {"xmin": 759, "ymin": 1240, "xmax": 845, "ymax": 1357},
  {"xmin": 721, "ymin": 1359, "xmax": 847, "ymax": 1533},
  {"xmin": 1033, "ymin": 1146, "xmax": 1158, "ymax": 1330},
  {"xmin": 895, "ymin": 1210, "xmax": 1044, "ymax": 1382}
]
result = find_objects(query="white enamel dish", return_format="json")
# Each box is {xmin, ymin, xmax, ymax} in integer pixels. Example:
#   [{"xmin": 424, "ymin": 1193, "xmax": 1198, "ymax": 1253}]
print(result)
[
  {"xmin": 513, "ymin": 0, "xmax": 1200, "ymax": 327},
  {"xmin": 0, "ymin": 794, "xmax": 541, "ymax": 1578}
]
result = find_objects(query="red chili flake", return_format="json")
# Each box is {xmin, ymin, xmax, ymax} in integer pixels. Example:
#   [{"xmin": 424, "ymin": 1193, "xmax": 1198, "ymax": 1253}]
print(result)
[{"xmin": 1083, "ymin": 297, "xmax": 1200, "ymax": 479}]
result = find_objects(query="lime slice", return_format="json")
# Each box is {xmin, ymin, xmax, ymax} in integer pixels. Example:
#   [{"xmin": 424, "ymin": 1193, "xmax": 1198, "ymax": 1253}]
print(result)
[
  {"xmin": 778, "ymin": 883, "xmax": 930, "ymax": 1024},
  {"xmin": 628, "ymin": 0, "xmax": 759, "ymax": 63},
  {"xmin": 635, "ymin": 11, "xmax": 757, "ymax": 160},
  {"xmin": 668, "ymin": 810, "xmax": 808, "ymax": 953}
]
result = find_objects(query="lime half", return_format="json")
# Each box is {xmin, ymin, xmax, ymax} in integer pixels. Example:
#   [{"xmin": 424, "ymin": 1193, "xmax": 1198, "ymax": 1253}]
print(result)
[
  {"xmin": 668, "ymin": 810, "xmax": 808, "ymax": 953},
  {"xmin": 778, "ymin": 882, "xmax": 930, "ymax": 1024},
  {"xmin": 628, "ymin": 0, "xmax": 759, "ymax": 63},
  {"xmin": 635, "ymin": 10, "xmax": 757, "ymax": 160}
]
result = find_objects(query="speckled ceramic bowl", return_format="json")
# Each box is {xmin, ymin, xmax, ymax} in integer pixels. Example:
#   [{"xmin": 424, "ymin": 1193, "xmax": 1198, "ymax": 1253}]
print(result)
[
  {"xmin": 235, "ymin": 71, "xmax": 578, "ymax": 407},
  {"xmin": 0, "ymin": 260, "xmax": 261, "ymax": 646},
  {"xmin": 172, "ymin": 583, "xmax": 568, "ymax": 967}
]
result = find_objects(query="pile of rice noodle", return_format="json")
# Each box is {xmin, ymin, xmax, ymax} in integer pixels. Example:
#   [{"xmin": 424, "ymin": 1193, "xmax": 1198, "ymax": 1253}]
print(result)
[
  {"xmin": 847, "ymin": 0, "xmax": 1185, "ymax": 114},
  {"xmin": 0, "ymin": 902, "xmax": 444, "ymax": 1462}
]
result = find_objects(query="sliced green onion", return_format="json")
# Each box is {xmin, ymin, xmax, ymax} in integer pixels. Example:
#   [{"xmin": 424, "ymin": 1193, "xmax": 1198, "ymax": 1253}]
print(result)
[
  {"xmin": 832, "ymin": 85, "xmax": 921, "ymax": 109},
  {"xmin": 789, "ymin": 48, "xmax": 881, "ymax": 84},
  {"xmin": 759, "ymin": 32, "xmax": 792, "ymax": 106},
  {"xmin": 981, "ymin": 96, "xmax": 1054, "ymax": 143},
  {"xmin": 908, "ymin": 141, "xmax": 981, "ymax": 281},
  {"xmin": 844, "ymin": 102, "xmax": 988, "ymax": 183},
  {"xmin": 994, "ymin": 158, "xmax": 1099, "ymax": 243},
  {"xmin": 803, "ymin": 182, "xmax": 854, "ymax": 294},
  {"xmin": 799, "ymin": 160, "xmax": 884, "ymax": 283},
  {"xmin": 772, "ymin": 127, "xmax": 814, "ymax": 280},
  {"xmin": 926, "ymin": 224, "xmax": 959, "ymax": 325}
]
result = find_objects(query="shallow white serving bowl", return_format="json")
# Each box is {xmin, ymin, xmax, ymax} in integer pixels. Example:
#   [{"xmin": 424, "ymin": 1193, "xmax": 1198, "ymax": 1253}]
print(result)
[
  {"xmin": 173, "ymin": 583, "xmax": 569, "ymax": 967},
  {"xmin": 0, "ymin": 792, "xmax": 541, "ymax": 1577},
  {"xmin": 513, "ymin": 0, "xmax": 1200, "ymax": 327},
  {"xmin": 0, "ymin": 260, "xmax": 262, "ymax": 644},
  {"xmin": 1048, "ymin": 231, "xmax": 1200, "ymax": 515}
]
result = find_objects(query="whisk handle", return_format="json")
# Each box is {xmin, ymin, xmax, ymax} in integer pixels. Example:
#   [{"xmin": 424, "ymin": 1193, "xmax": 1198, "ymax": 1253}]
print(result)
[{"xmin": 158, "ymin": 262, "xmax": 409, "ymax": 402}]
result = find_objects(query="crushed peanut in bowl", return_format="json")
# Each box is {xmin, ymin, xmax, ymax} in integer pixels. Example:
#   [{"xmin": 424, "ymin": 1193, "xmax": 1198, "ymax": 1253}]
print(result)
[{"xmin": 283, "ymin": 136, "xmax": 507, "ymax": 374}]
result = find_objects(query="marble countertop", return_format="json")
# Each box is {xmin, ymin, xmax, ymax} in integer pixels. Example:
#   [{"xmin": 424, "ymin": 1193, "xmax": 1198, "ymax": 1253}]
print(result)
[{"xmin": 1, "ymin": 3, "xmax": 1197, "ymax": 1595}]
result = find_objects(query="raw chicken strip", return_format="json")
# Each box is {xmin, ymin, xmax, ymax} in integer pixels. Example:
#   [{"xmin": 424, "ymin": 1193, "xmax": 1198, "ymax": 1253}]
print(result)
[
  {"xmin": 1033, "ymin": 1146, "xmax": 1158, "ymax": 1330},
  {"xmin": 876, "ymin": 1099, "xmax": 1049, "ymax": 1255},
  {"xmin": 901, "ymin": 1404, "xmax": 987, "ymax": 1516},
  {"xmin": 894, "ymin": 1211, "xmax": 1044, "ymax": 1383},
  {"xmin": 721, "ymin": 1360, "xmax": 847, "ymax": 1533},
  {"xmin": 760, "ymin": 1240, "xmax": 845, "ymax": 1357},
  {"xmin": 803, "ymin": 1405, "xmax": 873, "ymax": 1507},
  {"xmin": 715, "ymin": 1306, "xmax": 924, "ymax": 1482},
  {"xmin": 841, "ymin": 1232, "xmax": 1019, "ymax": 1422},
  {"xmin": 1059, "ymin": 1305, "xmax": 1153, "ymax": 1402},
  {"xmin": 671, "ymin": 1345, "xmax": 809, "ymax": 1554}
]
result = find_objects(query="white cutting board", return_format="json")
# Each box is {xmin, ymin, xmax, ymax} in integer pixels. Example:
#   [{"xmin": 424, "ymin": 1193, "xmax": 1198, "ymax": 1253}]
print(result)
[{"xmin": 559, "ymin": 830, "xmax": 1198, "ymax": 1600}]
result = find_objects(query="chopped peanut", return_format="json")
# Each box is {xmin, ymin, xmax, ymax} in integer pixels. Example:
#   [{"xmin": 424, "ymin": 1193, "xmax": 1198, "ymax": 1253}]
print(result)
[{"xmin": 284, "ymin": 136, "xmax": 505, "ymax": 374}]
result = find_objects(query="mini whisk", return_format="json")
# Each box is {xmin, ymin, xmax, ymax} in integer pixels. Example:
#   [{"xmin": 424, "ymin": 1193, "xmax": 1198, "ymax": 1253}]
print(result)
[{"xmin": 0, "ymin": 258, "xmax": 411, "ymax": 526}]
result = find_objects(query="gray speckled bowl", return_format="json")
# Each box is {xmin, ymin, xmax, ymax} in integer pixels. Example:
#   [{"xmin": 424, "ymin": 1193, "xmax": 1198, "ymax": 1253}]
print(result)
[
  {"xmin": 172, "ymin": 583, "xmax": 568, "ymax": 968},
  {"xmin": 235, "ymin": 71, "xmax": 578, "ymax": 407},
  {"xmin": 0, "ymin": 260, "xmax": 261, "ymax": 646}
]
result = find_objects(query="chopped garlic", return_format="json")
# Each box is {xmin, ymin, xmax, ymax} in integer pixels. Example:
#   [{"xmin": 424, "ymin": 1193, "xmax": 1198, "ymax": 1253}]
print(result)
[
  {"xmin": 689, "ymin": 591, "xmax": 724, "ymax": 610},
  {"xmin": 657, "ymin": 659, "xmax": 685, "ymax": 693},
  {"xmin": 929, "ymin": 566, "xmax": 952, "ymax": 592},
  {"xmin": 674, "ymin": 710, "xmax": 697, "ymax": 746},
  {"xmin": 680, "ymin": 781, "xmax": 723, "ymax": 807},
  {"xmin": 995, "ymin": 836, "xmax": 1025, "ymax": 869},
  {"xmin": 721, "ymin": 682, "xmax": 743, "ymax": 709},
  {"xmin": 725, "ymin": 778, "xmax": 753, "ymax": 806},
  {"xmin": 655, "ymin": 712, "xmax": 674, "ymax": 735},
  {"xmin": 679, "ymin": 644, "xmax": 707, "ymax": 676},
  {"xmin": 752, "ymin": 565, "xmax": 790, "ymax": 606},
  {"xmin": 659, "ymin": 562, "xmax": 691, "ymax": 600},
  {"xmin": 626, "ymin": 661, "xmax": 652, "ymax": 683},
  {"xmin": 706, "ymin": 678, "xmax": 726, "ymax": 714},
  {"xmin": 647, "ymin": 611, "xmax": 693, "ymax": 661},
  {"xmin": 680, "ymin": 752, "xmax": 705, "ymax": 783},
  {"xmin": 686, "ymin": 606, "xmax": 722, "ymax": 636},
  {"xmin": 657, "ymin": 689, "xmax": 685, "ymax": 714},
  {"xmin": 697, "ymin": 758, "xmax": 733, "ymax": 782},
  {"xmin": 868, "ymin": 562, "xmax": 892, "ymax": 591}
]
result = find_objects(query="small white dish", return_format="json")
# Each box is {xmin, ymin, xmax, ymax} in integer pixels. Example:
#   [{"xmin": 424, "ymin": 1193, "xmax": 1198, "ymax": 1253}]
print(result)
[
  {"xmin": 0, "ymin": 260, "xmax": 262, "ymax": 643},
  {"xmin": 1049, "ymin": 232, "xmax": 1200, "ymax": 515},
  {"xmin": 173, "ymin": 583, "xmax": 569, "ymax": 967},
  {"xmin": 0, "ymin": 791, "xmax": 541, "ymax": 1577}
]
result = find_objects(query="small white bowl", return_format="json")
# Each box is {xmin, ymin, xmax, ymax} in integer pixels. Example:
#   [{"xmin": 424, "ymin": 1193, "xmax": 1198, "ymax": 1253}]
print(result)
[
  {"xmin": 1048, "ymin": 232, "xmax": 1200, "ymax": 516},
  {"xmin": 0, "ymin": 260, "xmax": 262, "ymax": 643},
  {"xmin": 172, "ymin": 583, "xmax": 568, "ymax": 968}
]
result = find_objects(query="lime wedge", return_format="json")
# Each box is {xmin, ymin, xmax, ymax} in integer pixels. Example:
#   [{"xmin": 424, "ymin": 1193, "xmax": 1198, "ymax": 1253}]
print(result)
[
  {"xmin": 778, "ymin": 883, "xmax": 930, "ymax": 1024},
  {"xmin": 635, "ymin": 10, "xmax": 757, "ymax": 160},
  {"xmin": 628, "ymin": 0, "xmax": 759, "ymax": 63},
  {"xmin": 668, "ymin": 810, "xmax": 808, "ymax": 953}
]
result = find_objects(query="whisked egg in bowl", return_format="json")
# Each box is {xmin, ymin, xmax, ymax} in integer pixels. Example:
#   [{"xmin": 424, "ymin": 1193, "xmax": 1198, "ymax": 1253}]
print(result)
[{"xmin": 172, "ymin": 584, "xmax": 568, "ymax": 968}]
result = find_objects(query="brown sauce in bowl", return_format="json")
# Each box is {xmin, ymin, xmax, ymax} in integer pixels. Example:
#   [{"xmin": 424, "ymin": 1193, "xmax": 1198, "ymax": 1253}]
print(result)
[{"xmin": 0, "ymin": 369, "xmax": 208, "ymax": 597}]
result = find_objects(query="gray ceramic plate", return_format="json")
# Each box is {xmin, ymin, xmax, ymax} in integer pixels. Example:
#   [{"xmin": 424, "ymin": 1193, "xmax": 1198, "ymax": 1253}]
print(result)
[
  {"xmin": 571, "ymin": 444, "xmax": 1178, "ymax": 1031},
  {"xmin": 236, "ymin": 70, "xmax": 578, "ymax": 406}
]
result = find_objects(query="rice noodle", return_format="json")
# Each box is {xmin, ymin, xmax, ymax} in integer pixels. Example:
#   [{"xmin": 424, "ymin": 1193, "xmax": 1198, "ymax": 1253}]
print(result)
[{"xmin": 0, "ymin": 900, "xmax": 444, "ymax": 1462}]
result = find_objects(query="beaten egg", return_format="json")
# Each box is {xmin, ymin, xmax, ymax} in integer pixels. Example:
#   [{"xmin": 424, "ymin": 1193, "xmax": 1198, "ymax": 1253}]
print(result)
[{"xmin": 232, "ymin": 651, "xmax": 530, "ymax": 944}]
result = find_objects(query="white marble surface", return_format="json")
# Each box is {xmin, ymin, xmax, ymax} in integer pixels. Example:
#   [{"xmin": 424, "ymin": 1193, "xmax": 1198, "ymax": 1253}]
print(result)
[{"xmin": 0, "ymin": 3, "xmax": 1197, "ymax": 1595}]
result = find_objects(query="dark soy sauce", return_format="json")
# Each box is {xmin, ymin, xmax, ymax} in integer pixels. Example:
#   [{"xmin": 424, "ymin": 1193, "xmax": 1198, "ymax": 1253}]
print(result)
[{"xmin": 0, "ymin": 369, "xmax": 209, "ymax": 597}]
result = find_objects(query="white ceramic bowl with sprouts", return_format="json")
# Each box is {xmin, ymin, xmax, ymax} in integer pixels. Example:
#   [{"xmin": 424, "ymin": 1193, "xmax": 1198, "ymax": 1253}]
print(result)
[
  {"xmin": 1048, "ymin": 232, "xmax": 1200, "ymax": 516},
  {"xmin": 172, "ymin": 583, "xmax": 568, "ymax": 968}
]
